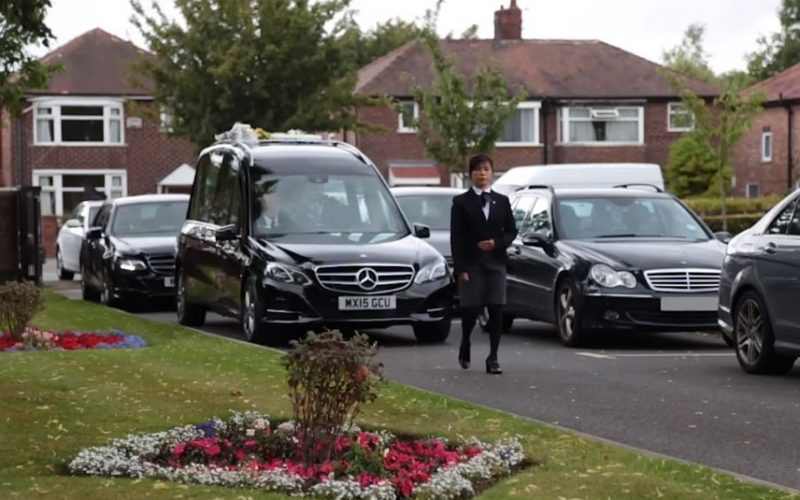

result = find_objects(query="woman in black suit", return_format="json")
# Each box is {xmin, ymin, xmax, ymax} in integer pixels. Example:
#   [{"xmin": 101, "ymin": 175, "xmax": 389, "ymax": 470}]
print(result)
[{"xmin": 450, "ymin": 154, "xmax": 518, "ymax": 374}]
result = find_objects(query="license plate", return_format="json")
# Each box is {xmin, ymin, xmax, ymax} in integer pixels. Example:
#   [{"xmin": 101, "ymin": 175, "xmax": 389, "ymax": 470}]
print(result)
[
  {"xmin": 164, "ymin": 277, "xmax": 175, "ymax": 288},
  {"xmin": 660, "ymin": 296, "xmax": 718, "ymax": 312},
  {"xmin": 338, "ymin": 296, "xmax": 396, "ymax": 310}
]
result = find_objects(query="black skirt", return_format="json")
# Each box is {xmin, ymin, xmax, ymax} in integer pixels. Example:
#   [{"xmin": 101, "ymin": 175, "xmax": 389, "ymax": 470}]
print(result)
[{"xmin": 458, "ymin": 266, "xmax": 507, "ymax": 307}]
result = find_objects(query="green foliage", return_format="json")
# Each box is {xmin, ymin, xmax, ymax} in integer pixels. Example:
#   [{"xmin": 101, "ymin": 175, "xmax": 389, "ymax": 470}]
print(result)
[
  {"xmin": 283, "ymin": 330, "xmax": 383, "ymax": 464},
  {"xmin": 684, "ymin": 195, "xmax": 783, "ymax": 216},
  {"xmin": 703, "ymin": 214, "xmax": 763, "ymax": 234},
  {"xmin": 0, "ymin": 0, "xmax": 61, "ymax": 115},
  {"xmin": 130, "ymin": 0, "xmax": 382, "ymax": 148},
  {"xmin": 666, "ymin": 134, "xmax": 717, "ymax": 197},
  {"xmin": 0, "ymin": 281, "xmax": 43, "ymax": 341},
  {"xmin": 747, "ymin": 0, "xmax": 800, "ymax": 81},
  {"xmin": 661, "ymin": 23, "xmax": 717, "ymax": 84},
  {"xmin": 339, "ymin": 15, "xmax": 425, "ymax": 69},
  {"xmin": 410, "ymin": 33, "xmax": 526, "ymax": 176}
]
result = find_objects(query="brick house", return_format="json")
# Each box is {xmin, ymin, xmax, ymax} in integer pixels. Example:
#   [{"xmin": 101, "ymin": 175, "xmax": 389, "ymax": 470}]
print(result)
[
  {"xmin": 353, "ymin": 1, "xmax": 719, "ymax": 186},
  {"xmin": 0, "ymin": 28, "xmax": 197, "ymax": 255},
  {"xmin": 731, "ymin": 63, "xmax": 800, "ymax": 198}
]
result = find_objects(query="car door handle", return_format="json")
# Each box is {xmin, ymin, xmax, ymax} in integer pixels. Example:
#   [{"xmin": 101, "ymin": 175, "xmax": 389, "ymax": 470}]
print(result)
[{"xmin": 760, "ymin": 242, "xmax": 777, "ymax": 254}]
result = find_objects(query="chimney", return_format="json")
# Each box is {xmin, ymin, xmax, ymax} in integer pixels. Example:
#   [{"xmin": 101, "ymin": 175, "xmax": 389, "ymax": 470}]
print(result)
[{"xmin": 494, "ymin": 0, "xmax": 522, "ymax": 40}]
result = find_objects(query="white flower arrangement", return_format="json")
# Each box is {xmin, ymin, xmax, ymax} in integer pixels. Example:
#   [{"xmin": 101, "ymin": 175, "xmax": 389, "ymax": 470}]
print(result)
[{"xmin": 67, "ymin": 410, "xmax": 526, "ymax": 499}]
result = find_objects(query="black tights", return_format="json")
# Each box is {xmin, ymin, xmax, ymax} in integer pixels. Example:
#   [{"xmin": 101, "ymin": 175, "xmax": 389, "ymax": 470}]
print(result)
[{"xmin": 461, "ymin": 305, "xmax": 503, "ymax": 361}]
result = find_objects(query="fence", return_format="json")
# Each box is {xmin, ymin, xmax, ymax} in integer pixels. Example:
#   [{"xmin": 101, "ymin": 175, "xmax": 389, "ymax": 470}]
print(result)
[{"xmin": 0, "ymin": 187, "xmax": 42, "ymax": 284}]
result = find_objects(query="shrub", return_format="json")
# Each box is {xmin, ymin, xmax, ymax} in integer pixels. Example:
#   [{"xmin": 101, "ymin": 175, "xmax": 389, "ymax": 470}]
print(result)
[
  {"xmin": 702, "ymin": 214, "xmax": 763, "ymax": 234},
  {"xmin": 283, "ymin": 331, "xmax": 383, "ymax": 464},
  {"xmin": 0, "ymin": 281, "xmax": 43, "ymax": 341},
  {"xmin": 684, "ymin": 196, "xmax": 782, "ymax": 216}
]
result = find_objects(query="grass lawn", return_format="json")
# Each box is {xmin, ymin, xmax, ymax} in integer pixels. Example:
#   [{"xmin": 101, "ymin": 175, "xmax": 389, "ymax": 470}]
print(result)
[{"xmin": 0, "ymin": 291, "xmax": 795, "ymax": 499}]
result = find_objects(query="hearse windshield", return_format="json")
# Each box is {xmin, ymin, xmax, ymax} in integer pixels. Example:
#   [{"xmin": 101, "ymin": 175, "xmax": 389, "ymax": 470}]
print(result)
[{"xmin": 250, "ymin": 162, "xmax": 409, "ymax": 244}]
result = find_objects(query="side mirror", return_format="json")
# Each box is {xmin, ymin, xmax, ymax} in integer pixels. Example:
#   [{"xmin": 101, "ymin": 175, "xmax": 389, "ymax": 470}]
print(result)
[
  {"xmin": 65, "ymin": 218, "xmax": 82, "ymax": 229},
  {"xmin": 714, "ymin": 231, "xmax": 733, "ymax": 244},
  {"xmin": 522, "ymin": 233, "xmax": 551, "ymax": 248},
  {"xmin": 413, "ymin": 223, "xmax": 431, "ymax": 239},
  {"xmin": 215, "ymin": 224, "xmax": 239, "ymax": 242},
  {"xmin": 85, "ymin": 227, "xmax": 102, "ymax": 240}
]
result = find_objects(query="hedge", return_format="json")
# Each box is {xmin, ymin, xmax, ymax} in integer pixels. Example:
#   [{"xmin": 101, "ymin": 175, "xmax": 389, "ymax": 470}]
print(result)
[
  {"xmin": 702, "ymin": 214, "xmax": 763, "ymax": 234},
  {"xmin": 684, "ymin": 196, "xmax": 782, "ymax": 217}
]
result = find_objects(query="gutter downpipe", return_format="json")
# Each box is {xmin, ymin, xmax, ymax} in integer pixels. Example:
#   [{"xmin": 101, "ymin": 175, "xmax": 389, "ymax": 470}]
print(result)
[{"xmin": 781, "ymin": 92, "xmax": 794, "ymax": 191}]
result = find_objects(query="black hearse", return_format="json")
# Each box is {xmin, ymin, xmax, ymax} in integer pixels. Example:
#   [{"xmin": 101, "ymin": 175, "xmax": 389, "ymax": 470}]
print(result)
[{"xmin": 175, "ymin": 125, "xmax": 452, "ymax": 344}]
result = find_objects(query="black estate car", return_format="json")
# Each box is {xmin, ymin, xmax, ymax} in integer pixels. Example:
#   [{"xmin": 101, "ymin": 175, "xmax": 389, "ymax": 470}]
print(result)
[
  {"xmin": 719, "ymin": 188, "xmax": 800, "ymax": 374},
  {"xmin": 80, "ymin": 194, "xmax": 189, "ymax": 307},
  {"xmin": 503, "ymin": 185, "xmax": 729, "ymax": 346},
  {"xmin": 175, "ymin": 126, "xmax": 452, "ymax": 345}
]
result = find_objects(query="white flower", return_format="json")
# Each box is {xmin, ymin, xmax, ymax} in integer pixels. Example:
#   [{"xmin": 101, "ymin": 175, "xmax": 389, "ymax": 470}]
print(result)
[
  {"xmin": 253, "ymin": 417, "xmax": 269, "ymax": 430},
  {"xmin": 246, "ymin": 429, "xmax": 256, "ymax": 437}
]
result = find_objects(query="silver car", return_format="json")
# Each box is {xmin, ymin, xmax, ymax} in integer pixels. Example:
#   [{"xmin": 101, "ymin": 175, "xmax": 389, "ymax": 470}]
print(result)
[
  {"xmin": 55, "ymin": 200, "xmax": 104, "ymax": 280},
  {"xmin": 391, "ymin": 186, "xmax": 462, "ymax": 267}
]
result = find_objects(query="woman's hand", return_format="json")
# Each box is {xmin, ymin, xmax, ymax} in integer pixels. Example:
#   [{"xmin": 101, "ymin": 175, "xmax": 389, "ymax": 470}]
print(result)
[
  {"xmin": 478, "ymin": 239, "xmax": 496, "ymax": 251},
  {"xmin": 459, "ymin": 272, "xmax": 470, "ymax": 282}
]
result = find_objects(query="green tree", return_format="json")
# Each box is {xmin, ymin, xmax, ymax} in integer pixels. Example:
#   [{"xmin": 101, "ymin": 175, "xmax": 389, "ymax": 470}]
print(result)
[
  {"xmin": 661, "ymin": 23, "xmax": 717, "ymax": 84},
  {"xmin": 747, "ymin": 0, "xmax": 800, "ymax": 81},
  {"xmin": 409, "ymin": 32, "xmax": 526, "ymax": 179},
  {"xmin": 131, "ymin": 0, "xmax": 378, "ymax": 148},
  {"xmin": 665, "ymin": 134, "xmax": 717, "ymax": 197},
  {"xmin": 343, "ymin": 18, "xmax": 425, "ymax": 69},
  {"xmin": 670, "ymin": 88, "xmax": 764, "ymax": 230},
  {"xmin": 0, "ymin": 0, "xmax": 60, "ymax": 115}
]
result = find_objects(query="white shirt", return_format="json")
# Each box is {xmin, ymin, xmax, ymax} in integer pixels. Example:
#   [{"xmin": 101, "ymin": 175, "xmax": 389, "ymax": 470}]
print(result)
[{"xmin": 472, "ymin": 186, "xmax": 492, "ymax": 220}]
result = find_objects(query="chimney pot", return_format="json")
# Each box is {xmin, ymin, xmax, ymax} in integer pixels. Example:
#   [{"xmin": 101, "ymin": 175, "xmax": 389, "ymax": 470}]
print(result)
[{"xmin": 494, "ymin": 1, "xmax": 522, "ymax": 40}]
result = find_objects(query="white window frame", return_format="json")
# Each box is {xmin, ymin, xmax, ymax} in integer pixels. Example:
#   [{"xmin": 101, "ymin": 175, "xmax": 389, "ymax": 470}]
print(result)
[
  {"xmin": 31, "ymin": 97, "xmax": 125, "ymax": 146},
  {"xmin": 32, "ymin": 169, "xmax": 128, "ymax": 216},
  {"xmin": 559, "ymin": 105, "xmax": 645, "ymax": 146},
  {"xmin": 746, "ymin": 183, "xmax": 760, "ymax": 199},
  {"xmin": 496, "ymin": 101, "xmax": 541, "ymax": 147},
  {"xmin": 397, "ymin": 100, "xmax": 419, "ymax": 133},
  {"xmin": 762, "ymin": 131, "xmax": 773, "ymax": 162},
  {"xmin": 667, "ymin": 102, "xmax": 694, "ymax": 132}
]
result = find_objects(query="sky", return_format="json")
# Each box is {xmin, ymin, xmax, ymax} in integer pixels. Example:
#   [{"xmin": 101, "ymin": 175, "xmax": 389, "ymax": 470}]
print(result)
[{"xmin": 40, "ymin": 0, "xmax": 783, "ymax": 75}]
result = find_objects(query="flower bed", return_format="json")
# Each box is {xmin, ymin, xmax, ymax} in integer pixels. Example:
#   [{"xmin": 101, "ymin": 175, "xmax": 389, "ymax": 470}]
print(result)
[
  {"xmin": 68, "ymin": 411, "xmax": 526, "ymax": 499},
  {"xmin": 0, "ymin": 327, "xmax": 147, "ymax": 352}
]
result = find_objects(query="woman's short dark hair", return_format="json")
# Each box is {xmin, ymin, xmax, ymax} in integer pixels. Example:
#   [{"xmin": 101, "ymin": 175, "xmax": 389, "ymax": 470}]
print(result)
[{"xmin": 468, "ymin": 153, "xmax": 494, "ymax": 174}]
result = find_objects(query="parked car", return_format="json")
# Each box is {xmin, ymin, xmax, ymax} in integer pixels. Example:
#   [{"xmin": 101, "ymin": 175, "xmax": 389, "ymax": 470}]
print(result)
[
  {"xmin": 55, "ymin": 200, "xmax": 104, "ymax": 280},
  {"xmin": 492, "ymin": 163, "xmax": 665, "ymax": 195},
  {"xmin": 718, "ymin": 189, "xmax": 800, "ymax": 374},
  {"xmin": 175, "ymin": 126, "xmax": 453, "ymax": 345},
  {"xmin": 504, "ymin": 185, "xmax": 729, "ymax": 346},
  {"xmin": 391, "ymin": 187, "xmax": 462, "ymax": 267},
  {"xmin": 80, "ymin": 194, "xmax": 190, "ymax": 307}
]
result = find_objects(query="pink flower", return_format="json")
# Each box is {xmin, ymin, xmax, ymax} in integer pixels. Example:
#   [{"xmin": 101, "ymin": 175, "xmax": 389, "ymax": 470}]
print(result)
[
  {"xmin": 235, "ymin": 449, "xmax": 246, "ymax": 461},
  {"xmin": 171, "ymin": 443, "xmax": 186, "ymax": 458}
]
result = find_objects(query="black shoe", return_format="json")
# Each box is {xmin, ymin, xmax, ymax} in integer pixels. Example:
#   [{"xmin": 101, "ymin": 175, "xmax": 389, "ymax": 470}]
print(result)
[
  {"xmin": 458, "ymin": 342, "xmax": 470, "ymax": 369},
  {"xmin": 485, "ymin": 358, "xmax": 502, "ymax": 375}
]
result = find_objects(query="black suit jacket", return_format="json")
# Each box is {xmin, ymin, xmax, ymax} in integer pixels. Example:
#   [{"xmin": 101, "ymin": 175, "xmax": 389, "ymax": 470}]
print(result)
[{"xmin": 450, "ymin": 189, "xmax": 518, "ymax": 277}]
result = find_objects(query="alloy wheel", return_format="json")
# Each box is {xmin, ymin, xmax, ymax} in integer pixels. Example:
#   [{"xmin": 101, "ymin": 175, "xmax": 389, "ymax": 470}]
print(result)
[
  {"xmin": 243, "ymin": 286, "xmax": 256, "ymax": 340},
  {"xmin": 558, "ymin": 286, "xmax": 576, "ymax": 340},
  {"xmin": 56, "ymin": 250, "xmax": 64, "ymax": 276},
  {"xmin": 176, "ymin": 274, "xmax": 186, "ymax": 320},
  {"xmin": 736, "ymin": 298, "xmax": 764, "ymax": 365}
]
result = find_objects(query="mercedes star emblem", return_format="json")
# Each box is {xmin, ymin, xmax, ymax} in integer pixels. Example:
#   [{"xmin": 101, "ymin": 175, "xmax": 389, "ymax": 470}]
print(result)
[{"xmin": 356, "ymin": 267, "xmax": 378, "ymax": 291}]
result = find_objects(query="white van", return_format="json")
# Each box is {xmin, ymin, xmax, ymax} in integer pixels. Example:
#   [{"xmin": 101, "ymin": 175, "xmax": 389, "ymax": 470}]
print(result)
[{"xmin": 491, "ymin": 163, "xmax": 665, "ymax": 195}]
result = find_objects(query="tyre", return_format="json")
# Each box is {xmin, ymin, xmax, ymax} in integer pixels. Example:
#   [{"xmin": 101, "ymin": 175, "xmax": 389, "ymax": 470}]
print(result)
[
  {"xmin": 721, "ymin": 330, "xmax": 735, "ymax": 348},
  {"xmin": 413, "ymin": 317, "xmax": 451, "ymax": 343},
  {"xmin": 100, "ymin": 272, "xmax": 120, "ymax": 308},
  {"xmin": 176, "ymin": 271, "xmax": 206, "ymax": 327},
  {"xmin": 241, "ymin": 276, "xmax": 270, "ymax": 345},
  {"xmin": 56, "ymin": 248, "xmax": 74, "ymax": 280},
  {"xmin": 734, "ymin": 291, "xmax": 796, "ymax": 375},
  {"xmin": 80, "ymin": 264, "xmax": 100, "ymax": 302},
  {"xmin": 555, "ymin": 278, "xmax": 586, "ymax": 347}
]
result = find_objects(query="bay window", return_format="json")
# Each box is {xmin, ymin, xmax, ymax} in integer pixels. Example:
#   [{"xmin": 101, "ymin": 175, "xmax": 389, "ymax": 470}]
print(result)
[
  {"xmin": 33, "ymin": 170, "xmax": 127, "ymax": 216},
  {"xmin": 33, "ymin": 98, "xmax": 124, "ymax": 145},
  {"xmin": 497, "ymin": 102, "xmax": 540, "ymax": 146},
  {"xmin": 560, "ymin": 105, "xmax": 644, "ymax": 144}
]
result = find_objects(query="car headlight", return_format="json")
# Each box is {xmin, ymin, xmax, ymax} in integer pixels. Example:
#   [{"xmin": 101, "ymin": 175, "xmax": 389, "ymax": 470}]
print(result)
[
  {"xmin": 415, "ymin": 260, "xmax": 448, "ymax": 284},
  {"xmin": 265, "ymin": 262, "xmax": 311, "ymax": 286},
  {"xmin": 590, "ymin": 264, "xmax": 637, "ymax": 288},
  {"xmin": 117, "ymin": 257, "xmax": 147, "ymax": 272}
]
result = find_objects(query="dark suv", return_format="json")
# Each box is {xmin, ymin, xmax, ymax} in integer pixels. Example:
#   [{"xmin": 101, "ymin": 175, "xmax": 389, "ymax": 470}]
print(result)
[{"xmin": 175, "ymin": 126, "xmax": 452, "ymax": 344}]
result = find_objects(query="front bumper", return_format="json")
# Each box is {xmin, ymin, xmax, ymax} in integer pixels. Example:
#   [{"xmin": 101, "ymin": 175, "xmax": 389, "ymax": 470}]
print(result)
[
  {"xmin": 111, "ymin": 271, "xmax": 176, "ymax": 300},
  {"xmin": 258, "ymin": 278, "xmax": 454, "ymax": 330},
  {"xmin": 581, "ymin": 290, "xmax": 719, "ymax": 331}
]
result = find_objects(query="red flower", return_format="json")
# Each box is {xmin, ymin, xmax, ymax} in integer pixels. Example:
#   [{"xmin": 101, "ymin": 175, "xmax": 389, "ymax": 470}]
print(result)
[
  {"xmin": 171, "ymin": 443, "xmax": 186, "ymax": 458},
  {"xmin": 235, "ymin": 449, "xmax": 246, "ymax": 461}
]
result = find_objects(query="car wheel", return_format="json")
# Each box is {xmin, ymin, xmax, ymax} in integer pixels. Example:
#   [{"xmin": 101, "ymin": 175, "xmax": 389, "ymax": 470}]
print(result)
[
  {"xmin": 721, "ymin": 331, "xmax": 735, "ymax": 348},
  {"xmin": 80, "ymin": 264, "xmax": 100, "ymax": 302},
  {"xmin": 413, "ymin": 317, "xmax": 451, "ymax": 343},
  {"xmin": 56, "ymin": 248, "xmax": 74, "ymax": 281},
  {"xmin": 176, "ymin": 271, "xmax": 206, "ymax": 327},
  {"xmin": 556, "ymin": 279, "xmax": 586, "ymax": 347},
  {"xmin": 100, "ymin": 272, "xmax": 120, "ymax": 308},
  {"xmin": 241, "ymin": 276, "xmax": 270, "ymax": 345},
  {"xmin": 734, "ymin": 291, "xmax": 796, "ymax": 375}
]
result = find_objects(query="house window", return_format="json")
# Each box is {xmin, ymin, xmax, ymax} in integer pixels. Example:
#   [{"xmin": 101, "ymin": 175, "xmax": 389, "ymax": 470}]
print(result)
[
  {"xmin": 397, "ymin": 101, "xmax": 418, "ymax": 133},
  {"xmin": 559, "ymin": 106, "xmax": 644, "ymax": 144},
  {"xmin": 762, "ymin": 131, "xmax": 773, "ymax": 162},
  {"xmin": 33, "ymin": 99, "xmax": 124, "ymax": 145},
  {"xmin": 160, "ymin": 107, "xmax": 174, "ymax": 132},
  {"xmin": 668, "ymin": 102, "xmax": 694, "ymax": 132},
  {"xmin": 498, "ymin": 102, "xmax": 540, "ymax": 146},
  {"xmin": 33, "ymin": 170, "xmax": 127, "ymax": 216},
  {"xmin": 746, "ymin": 183, "xmax": 760, "ymax": 199}
]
